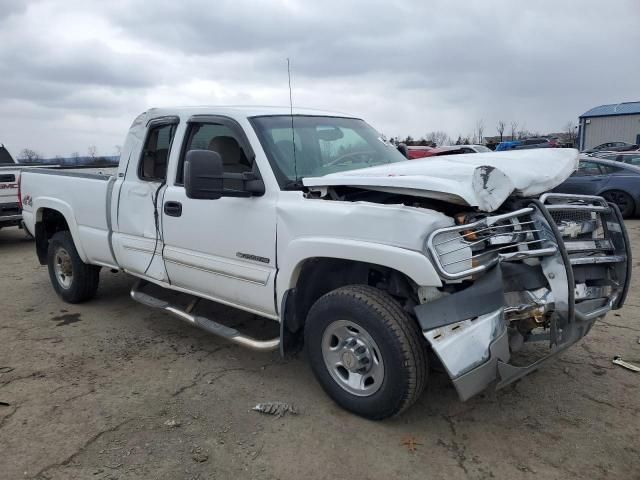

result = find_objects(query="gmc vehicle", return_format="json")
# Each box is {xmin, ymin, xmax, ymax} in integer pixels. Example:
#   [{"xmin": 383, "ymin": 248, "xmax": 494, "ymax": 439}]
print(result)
[
  {"xmin": 19, "ymin": 107, "xmax": 631, "ymax": 419},
  {"xmin": 0, "ymin": 144, "xmax": 58, "ymax": 231},
  {"xmin": 0, "ymin": 144, "xmax": 24, "ymax": 230}
]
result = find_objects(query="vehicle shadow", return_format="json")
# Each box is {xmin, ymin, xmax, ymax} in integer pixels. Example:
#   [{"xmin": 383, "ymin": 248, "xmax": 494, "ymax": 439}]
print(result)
[{"xmin": 0, "ymin": 227, "xmax": 34, "ymax": 249}]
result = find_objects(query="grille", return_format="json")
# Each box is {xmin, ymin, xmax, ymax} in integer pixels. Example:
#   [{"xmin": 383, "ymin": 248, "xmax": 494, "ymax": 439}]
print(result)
[
  {"xmin": 428, "ymin": 208, "xmax": 557, "ymax": 280},
  {"xmin": 428, "ymin": 194, "xmax": 625, "ymax": 281},
  {"xmin": 540, "ymin": 193, "xmax": 621, "ymax": 264},
  {"xmin": 550, "ymin": 210, "xmax": 593, "ymax": 224}
]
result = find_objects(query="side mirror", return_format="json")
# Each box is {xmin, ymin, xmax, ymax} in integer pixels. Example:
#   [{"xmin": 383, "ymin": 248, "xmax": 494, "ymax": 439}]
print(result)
[
  {"xmin": 184, "ymin": 149, "xmax": 266, "ymax": 199},
  {"xmin": 184, "ymin": 150, "xmax": 224, "ymax": 200}
]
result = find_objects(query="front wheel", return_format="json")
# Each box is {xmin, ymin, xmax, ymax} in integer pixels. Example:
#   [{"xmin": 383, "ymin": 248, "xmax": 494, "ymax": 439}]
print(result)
[
  {"xmin": 47, "ymin": 231, "xmax": 100, "ymax": 303},
  {"xmin": 305, "ymin": 285, "xmax": 427, "ymax": 419}
]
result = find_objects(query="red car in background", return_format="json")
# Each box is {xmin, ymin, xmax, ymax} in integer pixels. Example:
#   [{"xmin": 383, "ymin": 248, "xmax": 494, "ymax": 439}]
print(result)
[
  {"xmin": 406, "ymin": 145, "xmax": 434, "ymax": 159},
  {"xmin": 407, "ymin": 145, "xmax": 491, "ymax": 159}
]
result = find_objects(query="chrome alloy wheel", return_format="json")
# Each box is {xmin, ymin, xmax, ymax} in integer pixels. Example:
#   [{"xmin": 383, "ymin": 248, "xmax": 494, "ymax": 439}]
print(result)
[
  {"xmin": 54, "ymin": 247, "xmax": 73, "ymax": 289},
  {"xmin": 321, "ymin": 320, "xmax": 385, "ymax": 396}
]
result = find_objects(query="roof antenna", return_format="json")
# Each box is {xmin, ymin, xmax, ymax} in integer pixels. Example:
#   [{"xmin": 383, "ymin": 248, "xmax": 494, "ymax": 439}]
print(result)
[{"xmin": 287, "ymin": 58, "xmax": 299, "ymax": 182}]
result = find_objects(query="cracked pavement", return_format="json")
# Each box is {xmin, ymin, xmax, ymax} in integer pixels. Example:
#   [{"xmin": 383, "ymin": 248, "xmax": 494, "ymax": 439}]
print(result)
[{"xmin": 1, "ymin": 222, "xmax": 639, "ymax": 480}]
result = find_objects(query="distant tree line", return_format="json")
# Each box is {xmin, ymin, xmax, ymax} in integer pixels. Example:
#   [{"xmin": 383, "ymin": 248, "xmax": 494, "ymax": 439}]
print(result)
[
  {"xmin": 17, "ymin": 145, "xmax": 121, "ymax": 166},
  {"xmin": 389, "ymin": 118, "xmax": 578, "ymax": 148}
]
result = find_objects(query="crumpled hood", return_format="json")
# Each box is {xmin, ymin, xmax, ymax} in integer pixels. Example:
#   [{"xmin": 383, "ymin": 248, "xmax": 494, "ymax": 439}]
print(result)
[{"xmin": 303, "ymin": 148, "xmax": 579, "ymax": 212}]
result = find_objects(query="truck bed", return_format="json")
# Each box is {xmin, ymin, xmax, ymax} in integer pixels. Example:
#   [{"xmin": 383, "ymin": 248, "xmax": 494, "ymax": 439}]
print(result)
[
  {"xmin": 20, "ymin": 166, "xmax": 119, "ymax": 268},
  {"xmin": 23, "ymin": 165, "xmax": 118, "ymax": 179}
]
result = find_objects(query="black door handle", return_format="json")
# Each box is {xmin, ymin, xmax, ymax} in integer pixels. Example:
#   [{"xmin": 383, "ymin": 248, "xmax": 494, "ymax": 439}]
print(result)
[{"xmin": 164, "ymin": 201, "xmax": 182, "ymax": 217}]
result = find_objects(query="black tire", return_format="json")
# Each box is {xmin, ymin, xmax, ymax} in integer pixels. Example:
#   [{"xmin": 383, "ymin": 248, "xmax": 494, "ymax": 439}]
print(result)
[
  {"xmin": 47, "ymin": 231, "xmax": 100, "ymax": 303},
  {"xmin": 304, "ymin": 285, "xmax": 427, "ymax": 420},
  {"xmin": 601, "ymin": 190, "xmax": 635, "ymax": 218}
]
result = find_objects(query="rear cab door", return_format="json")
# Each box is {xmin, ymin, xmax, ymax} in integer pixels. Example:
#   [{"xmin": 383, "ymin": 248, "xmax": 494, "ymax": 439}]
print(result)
[{"xmin": 111, "ymin": 115, "xmax": 179, "ymax": 280}]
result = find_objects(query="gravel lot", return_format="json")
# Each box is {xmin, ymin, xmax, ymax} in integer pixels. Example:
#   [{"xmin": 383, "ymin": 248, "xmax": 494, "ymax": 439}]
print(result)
[{"xmin": 1, "ymin": 223, "xmax": 639, "ymax": 480}]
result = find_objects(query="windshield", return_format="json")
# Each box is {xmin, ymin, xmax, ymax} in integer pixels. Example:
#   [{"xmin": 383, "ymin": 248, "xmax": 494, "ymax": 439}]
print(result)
[
  {"xmin": 250, "ymin": 115, "xmax": 407, "ymax": 188},
  {"xmin": 474, "ymin": 145, "xmax": 491, "ymax": 153}
]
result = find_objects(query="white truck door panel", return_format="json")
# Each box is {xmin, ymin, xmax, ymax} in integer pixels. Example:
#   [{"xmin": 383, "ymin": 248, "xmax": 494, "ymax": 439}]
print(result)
[
  {"xmin": 112, "ymin": 119, "xmax": 178, "ymax": 281},
  {"xmin": 161, "ymin": 191, "xmax": 277, "ymax": 317},
  {"xmin": 161, "ymin": 118, "xmax": 278, "ymax": 318}
]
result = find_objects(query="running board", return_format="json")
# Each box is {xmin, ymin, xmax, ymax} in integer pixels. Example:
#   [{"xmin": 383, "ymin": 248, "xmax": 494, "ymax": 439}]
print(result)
[{"xmin": 130, "ymin": 280, "xmax": 280, "ymax": 351}]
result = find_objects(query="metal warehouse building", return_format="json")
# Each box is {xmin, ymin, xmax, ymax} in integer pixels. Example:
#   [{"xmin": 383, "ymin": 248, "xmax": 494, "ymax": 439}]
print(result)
[{"xmin": 578, "ymin": 101, "xmax": 640, "ymax": 150}]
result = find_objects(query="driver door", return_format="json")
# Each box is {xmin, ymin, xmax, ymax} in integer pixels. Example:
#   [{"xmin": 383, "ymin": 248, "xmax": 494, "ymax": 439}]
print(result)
[{"xmin": 161, "ymin": 116, "xmax": 278, "ymax": 318}]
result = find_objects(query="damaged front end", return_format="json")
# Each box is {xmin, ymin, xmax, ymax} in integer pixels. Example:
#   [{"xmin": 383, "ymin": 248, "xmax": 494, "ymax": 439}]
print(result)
[{"xmin": 417, "ymin": 194, "xmax": 631, "ymax": 401}]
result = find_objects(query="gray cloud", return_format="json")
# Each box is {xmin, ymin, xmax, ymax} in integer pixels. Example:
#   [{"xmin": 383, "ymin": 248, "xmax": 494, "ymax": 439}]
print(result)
[
  {"xmin": 0, "ymin": 0, "xmax": 639, "ymax": 157},
  {"xmin": 0, "ymin": 0, "xmax": 28, "ymax": 23}
]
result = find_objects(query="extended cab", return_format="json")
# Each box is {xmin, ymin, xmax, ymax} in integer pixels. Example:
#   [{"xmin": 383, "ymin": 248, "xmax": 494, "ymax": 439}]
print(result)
[{"xmin": 20, "ymin": 107, "xmax": 631, "ymax": 419}]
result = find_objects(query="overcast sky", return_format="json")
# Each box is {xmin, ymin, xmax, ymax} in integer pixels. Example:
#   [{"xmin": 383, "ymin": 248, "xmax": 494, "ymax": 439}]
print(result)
[{"xmin": 0, "ymin": 0, "xmax": 638, "ymax": 158}]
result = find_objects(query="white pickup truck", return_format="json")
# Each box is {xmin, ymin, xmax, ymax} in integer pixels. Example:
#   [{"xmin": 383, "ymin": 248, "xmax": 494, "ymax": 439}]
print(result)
[{"xmin": 20, "ymin": 107, "xmax": 631, "ymax": 419}]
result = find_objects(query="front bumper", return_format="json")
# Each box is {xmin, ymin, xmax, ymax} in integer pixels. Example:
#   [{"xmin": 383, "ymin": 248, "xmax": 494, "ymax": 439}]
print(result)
[{"xmin": 417, "ymin": 194, "xmax": 631, "ymax": 401}]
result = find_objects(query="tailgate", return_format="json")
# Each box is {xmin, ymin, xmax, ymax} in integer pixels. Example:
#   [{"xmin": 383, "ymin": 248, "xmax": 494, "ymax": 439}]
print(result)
[{"xmin": 0, "ymin": 170, "xmax": 20, "ymax": 217}]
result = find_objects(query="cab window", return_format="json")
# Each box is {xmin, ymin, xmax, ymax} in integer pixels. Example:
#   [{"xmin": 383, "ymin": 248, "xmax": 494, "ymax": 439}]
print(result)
[
  {"xmin": 176, "ymin": 122, "xmax": 254, "ymax": 190},
  {"xmin": 139, "ymin": 123, "xmax": 177, "ymax": 181}
]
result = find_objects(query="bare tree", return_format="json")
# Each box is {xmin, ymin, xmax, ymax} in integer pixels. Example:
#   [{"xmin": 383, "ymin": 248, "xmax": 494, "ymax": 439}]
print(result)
[
  {"xmin": 88, "ymin": 145, "xmax": 98, "ymax": 159},
  {"xmin": 510, "ymin": 121, "xmax": 519, "ymax": 141},
  {"xmin": 475, "ymin": 120, "xmax": 485, "ymax": 145},
  {"xmin": 496, "ymin": 121, "xmax": 506, "ymax": 142},
  {"xmin": 19, "ymin": 148, "xmax": 41, "ymax": 163},
  {"xmin": 563, "ymin": 121, "xmax": 577, "ymax": 146},
  {"xmin": 425, "ymin": 131, "xmax": 451, "ymax": 147}
]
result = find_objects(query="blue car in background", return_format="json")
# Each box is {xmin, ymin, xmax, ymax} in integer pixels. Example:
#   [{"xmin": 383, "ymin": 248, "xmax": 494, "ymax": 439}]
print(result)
[
  {"xmin": 495, "ymin": 140, "xmax": 522, "ymax": 151},
  {"xmin": 553, "ymin": 156, "xmax": 640, "ymax": 218},
  {"xmin": 496, "ymin": 138, "xmax": 558, "ymax": 151}
]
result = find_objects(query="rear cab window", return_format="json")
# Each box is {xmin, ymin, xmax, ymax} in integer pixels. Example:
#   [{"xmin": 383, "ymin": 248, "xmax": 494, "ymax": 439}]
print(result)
[{"xmin": 139, "ymin": 121, "xmax": 178, "ymax": 182}]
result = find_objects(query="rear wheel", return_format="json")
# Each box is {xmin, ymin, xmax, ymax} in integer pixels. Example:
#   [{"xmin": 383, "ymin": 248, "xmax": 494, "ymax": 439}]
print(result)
[
  {"xmin": 305, "ymin": 285, "xmax": 427, "ymax": 419},
  {"xmin": 602, "ymin": 190, "xmax": 635, "ymax": 218},
  {"xmin": 47, "ymin": 231, "xmax": 100, "ymax": 303}
]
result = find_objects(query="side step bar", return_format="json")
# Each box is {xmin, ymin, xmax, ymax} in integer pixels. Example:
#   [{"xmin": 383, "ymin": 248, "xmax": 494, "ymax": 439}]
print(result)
[{"xmin": 130, "ymin": 280, "xmax": 280, "ymax": 351}]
